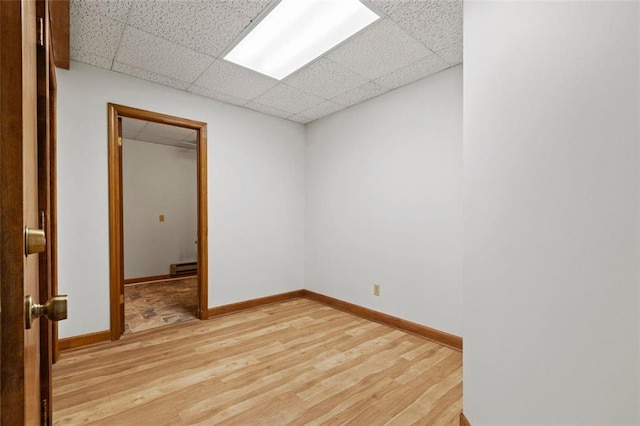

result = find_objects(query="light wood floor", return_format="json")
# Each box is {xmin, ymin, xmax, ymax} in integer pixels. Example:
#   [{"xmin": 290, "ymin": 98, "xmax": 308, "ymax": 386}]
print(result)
[{"xmin": 53, "ymin": 298, "xmax": 462, "ymax": 425}]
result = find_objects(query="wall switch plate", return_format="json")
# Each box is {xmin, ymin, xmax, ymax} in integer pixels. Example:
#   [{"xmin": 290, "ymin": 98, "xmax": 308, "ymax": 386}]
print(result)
[
  {"xmin": 373, "ymin": 283, "xmax": 380, "ymax": 296},
  {"xmin": 159, "ymin": 214, "xmax": 165, "ymax": 222}
]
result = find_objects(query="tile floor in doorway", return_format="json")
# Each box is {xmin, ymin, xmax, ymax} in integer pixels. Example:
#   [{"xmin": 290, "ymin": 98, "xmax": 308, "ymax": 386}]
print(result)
[{"xmin": 124, "ymin": 277, "xmax": 198, "ymax": 334}]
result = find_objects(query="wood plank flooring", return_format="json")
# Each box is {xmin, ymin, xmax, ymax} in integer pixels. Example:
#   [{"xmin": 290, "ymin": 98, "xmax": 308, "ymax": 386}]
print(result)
[{"xmin": 53, "ymin": 298, "xmax": 462, "ymax": 425}]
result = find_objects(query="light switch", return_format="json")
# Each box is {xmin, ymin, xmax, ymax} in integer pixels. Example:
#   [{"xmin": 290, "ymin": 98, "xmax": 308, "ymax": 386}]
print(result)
[{"xmin": 159, "ymin": 214, "xmax": 165, "ymax": 222}]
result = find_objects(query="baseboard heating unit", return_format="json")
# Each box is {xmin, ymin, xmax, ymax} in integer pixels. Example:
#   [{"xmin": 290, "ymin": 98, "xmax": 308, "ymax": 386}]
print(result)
[{"xmin": 170, "ymin": 262, "xmax": 198, "ymax": 277}]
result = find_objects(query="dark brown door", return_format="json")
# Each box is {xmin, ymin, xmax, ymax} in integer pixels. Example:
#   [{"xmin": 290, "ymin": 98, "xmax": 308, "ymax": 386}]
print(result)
[{"xmin": 1, "ymin": 0, "xmax": 60, "ymax": 424}]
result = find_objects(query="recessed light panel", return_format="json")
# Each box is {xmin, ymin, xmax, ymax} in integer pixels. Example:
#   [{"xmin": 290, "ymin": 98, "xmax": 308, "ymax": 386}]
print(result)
[{"xmin": 224, "ymin": 0, "xmax": 380, "ymax": 80}]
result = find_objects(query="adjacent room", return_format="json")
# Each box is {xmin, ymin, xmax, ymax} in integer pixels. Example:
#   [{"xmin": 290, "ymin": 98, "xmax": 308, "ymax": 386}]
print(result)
[
  {"xmin": 2, "ymin": 0, "xmax": 636, "ymax": 424},
  {"xmin": 121, "ymin": 118, "xmax": 199, "ymax": 334}
]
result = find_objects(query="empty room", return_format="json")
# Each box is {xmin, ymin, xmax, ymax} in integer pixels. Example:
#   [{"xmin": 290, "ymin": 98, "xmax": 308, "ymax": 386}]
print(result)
[{"xmin": 1, "ymin": 0, "xmax": 639, "ymax": 425}]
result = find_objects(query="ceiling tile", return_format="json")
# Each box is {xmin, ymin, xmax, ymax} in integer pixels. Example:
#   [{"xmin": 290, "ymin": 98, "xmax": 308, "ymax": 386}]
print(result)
[
  {"xmin": 368, "ymin": 0, "xmax": 426, "ymax": 20},
  {"xmin": 287, "ymin": 114, "xmax": 312, "ymax": 124},
  {"xmin": 328, "ymin": 19, "xmax": 433, "ymax": 80},
  {"xmin": 70, "ymin": 0, "xmax": 462, "ymax": 124},
  {"xmin": 375, "ymin": 54, "xmax": 450, "ymax": 90},
  {"xmin": 70, "ymin": 50, "xmax": 113, "ymax": 69},
  {"xmin": 192, "ymin": 0, "xmax": 271, "ymax": 54},
  {"xmin": 128, "ymin": 1, "xmax": 268, "ymax": 57},
  {"xmin": 182, "ymin": 132, "xmax": 198, "ymax": 143},
  {"xmin": 297, "ymin": 101, "xmax": 346, "ymax": 122},
  {"xmin": 130, "ymin": 133, "xmax": 186, "ymax": 148},
  {"xmin": 436, "ymin": 44, "xmax": 463, "ymax": 66},
  {"xmin": 113, "ymin": 61, "xmax": 191, "ymax": 90},
  {"xmin": 121, "ymin": 117, "xmax": 146, "ymax": 139},
  {"xmin": 193, "ymin": 60, "xmax": 278, "ymax": 101},
  {"xmin": 71, "ymin": 5, "xmax": 123, "ymax": 64},
  {"xmin": 175, "ymin": 142, "xmax": 198, "ymax": 150},
  {"xmin": 251, "ymin": 85, "xmax": 325, "ymax": 115},
  {"xmin": 284, "ymin": 58, "xmax": 369, "ymax": 100},
  {"xmin": 331, "ymin": 82, "xmax": 388, "ymax": 107},
  {"xmin": 365, "ymin": 0, "xmax": 397, "ymax": 17},
  {"xmin": 244, "ymin": 101, "xmax": 292, "ymax": 119},
  {"xmin": 188, "ymin": 85, "xmax": 248, "ymax": 107},
  {"xmin": 127, "ymin": 0, "xmax": 191, "ymax": 38},
  {"xmin": 123, "ymin": 119, "xmax": 197, "ymax": 149},
  {"xmin": 115, "ymin": 27, "xmax": 214, "ymax": 83},
  {"xmin": 71, "ymin": 0, "xmax": 132, "ymax": 22},
  {"xmin": 386, "ymin": 0, "xmax": 462, "ymax": 52},
  {"xmin": 138, "ymin": 121, "xmax": 195, "ymax": 141}
]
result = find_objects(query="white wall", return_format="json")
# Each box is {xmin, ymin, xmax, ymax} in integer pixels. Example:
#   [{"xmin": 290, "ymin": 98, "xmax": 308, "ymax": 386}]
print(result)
[
  {"xmin": 305, "ymin": 66, "xmax": 463, "ymax": 336},
  {"xmin": 57, "ymin": 62, "xmax": 305, "ymax": 338},
  {"xmin": 122, "ymin": 139, "xmax": 197, "ymax": 279},
  {"xmin": 464, "ymin": 2, "xmax": 639, "ymax": 424}
]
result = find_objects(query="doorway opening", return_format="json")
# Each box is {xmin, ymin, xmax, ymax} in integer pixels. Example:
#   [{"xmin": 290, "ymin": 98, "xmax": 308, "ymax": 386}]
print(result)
[
  {"xmin": 121, "ymin": 117, "xmax": 198, "ymax": 333},
  {"xmin": 108, "ymin": 104, "xmax": 208, "ymax": 340}
]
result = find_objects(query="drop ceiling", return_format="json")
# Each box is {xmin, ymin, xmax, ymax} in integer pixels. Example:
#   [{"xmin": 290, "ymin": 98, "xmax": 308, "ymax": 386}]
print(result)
[
  {"xmin": 121, "ymin": 117, "xmax": 198, "ymax": 149},
  {"xmin": 71, "ymin": 0, "xmax": 462, "ymax": 124}
]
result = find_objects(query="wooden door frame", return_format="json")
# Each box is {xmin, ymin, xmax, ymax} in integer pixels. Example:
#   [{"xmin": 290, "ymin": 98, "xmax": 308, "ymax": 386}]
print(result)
[
  {"xmin": 37, "ymin": 0, "xmax": 59, "ymax": 422},
  {"xmin": 107, "ymin": 103, "xmax": 208, "ymax": 341},
  {"xmin": 48, "ymin": 47, "xmax": 59, "ymax": 364}
]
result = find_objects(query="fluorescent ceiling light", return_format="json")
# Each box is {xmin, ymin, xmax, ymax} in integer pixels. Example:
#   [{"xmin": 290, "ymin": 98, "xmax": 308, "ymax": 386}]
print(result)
[{"xmin": 224, "ymin": 0, "xmax": 379, "ymax": 80}]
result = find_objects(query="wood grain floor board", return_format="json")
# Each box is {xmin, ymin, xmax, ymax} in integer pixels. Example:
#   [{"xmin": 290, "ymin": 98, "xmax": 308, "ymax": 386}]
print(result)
[
  {"xmin": 342, "ymin": 355, "xmax": 462, "ymax": 425},
  {"xmin": 53, "ymin": 298, "xmax": 462, "ymax": 425}
]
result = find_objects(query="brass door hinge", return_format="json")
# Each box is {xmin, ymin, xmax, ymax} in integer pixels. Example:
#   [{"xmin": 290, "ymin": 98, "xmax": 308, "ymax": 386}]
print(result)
[
  {"xmin": 37, "ymin": 17, "xmax": 44, "ymax": 47},
  {"xmin": 118, "ymin": 136, "xmax": 123, "ymax": 147},
  {"xmin": 120, "ymin": 294, "xmax": 124, "ymax": 304}
]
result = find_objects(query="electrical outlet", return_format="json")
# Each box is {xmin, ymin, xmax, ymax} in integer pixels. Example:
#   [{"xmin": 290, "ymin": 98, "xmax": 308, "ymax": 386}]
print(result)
[{"xmin": 373, "ymin": 283, "xmax": 380, "ymax": 296}]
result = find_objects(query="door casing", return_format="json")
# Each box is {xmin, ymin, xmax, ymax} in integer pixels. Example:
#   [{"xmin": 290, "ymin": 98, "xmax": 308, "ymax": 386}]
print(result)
[{"xmin": 107, "ymin": 103, "xmax": 209, "ymax": 340}]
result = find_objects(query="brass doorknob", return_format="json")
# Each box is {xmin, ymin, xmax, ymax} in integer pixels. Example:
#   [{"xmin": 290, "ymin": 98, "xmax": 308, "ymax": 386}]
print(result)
[
  {"xmin": 25, "ymin": 295, "xmax": 68, "ymax": 329},
  {"xmin": 25, "ymin": 226, "xmax": 46, "ymax": 255}
]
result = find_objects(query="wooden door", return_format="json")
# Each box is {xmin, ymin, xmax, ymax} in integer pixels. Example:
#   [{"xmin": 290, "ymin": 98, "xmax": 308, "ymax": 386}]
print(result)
[{"xmin": 0, "ymin": 0, "xmax": 59, "ymax": 424}]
